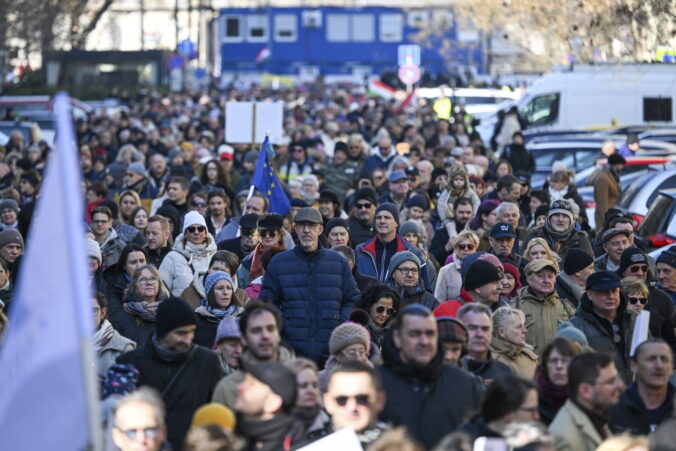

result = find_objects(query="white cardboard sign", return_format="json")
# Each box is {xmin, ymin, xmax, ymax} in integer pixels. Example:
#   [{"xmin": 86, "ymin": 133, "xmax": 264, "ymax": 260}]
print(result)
[{"xmin": 225, "ymin": 101, "xmax": 284, "ymax": 144}]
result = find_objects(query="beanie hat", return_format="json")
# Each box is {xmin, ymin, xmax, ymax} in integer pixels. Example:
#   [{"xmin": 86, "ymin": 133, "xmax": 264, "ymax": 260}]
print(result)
[
  {"xmin": 182, "ymin": 210, "xmax": 207, "ymax": 234},
  {"xmin": 564, "ymin": 249, "xmax": 594, "ymax": 275},
  {"xmin": 214, "ymin": 316, "xmax": 241, "ymax": 345},
  {"xmin": 0, "ymin": 198, "xmax": 19, "ymax": 214},
  {"xmin": 656, "ymin": 246, "xmax": 676, "ymax": 269},
  {"xmin": 464, "ymin": 260, "xmax": 502, "ymax": 291},
  {"xmin": 375, "ymin": 202, "xmax": 400, "ymax": 225},
  {"xmin": 501, "ymin": 262, "xmax": 522, "ymax": 296},
  {"xmin": 204, "ymin": 271, "xmax": 234, "ymax": 298},
  {"xmin": 534, "ymin": 205, "xmax": 549, "ymax": 220},
  {"xmin": 329, "ymin": 322, "xmax": 371, "ymax": 356},
  {"xmin": 0, "ymin": 229, "xmax": 23, "ymax": 250},
  {"xmin": 548, "ymin": 199, "xmax": 575, "ymax": 222},
  {"xmin": 558, "ymin": 321, "xmax": 588, "ymax": 347},
  {"xmin": 191, "ymin": 403, "xmax": 236, "ymax": 431},
  {"xmin": 325, "ymin": 217, "xmax": 349, "ymax": 235},
  {"xmin": 155, "ymin": 297, "xmax": 197, "ymax": 338},
  {"xmin": 353, "ymin": 188, "xmax": 377, "ymax": 206},
  {"xmin": 334, "ymin": 141, "xmax": 348, "ymax": 155},
  {"xmin": 616, "ymin": 247, "xmax": 649, "ymax": 276},
  {"xmin": 85, "ymin": 237, "xmax": 102, "ymax": 265},
  {"xmin": 406, "ymin": 195, "xmax": 428, "ymax": 211},
  {"xmin": 19, "ymin": 172, "xmax": 39, "ymax": 187},
  {"xmin": 431, "ymin": 168, "xmax": 448, "ymax": 182},
  {"xmin": 437, "ymin": 317, "xmax": 468, "ymax": 343},
  {"xmin": 399, "ymin": 220, "xmax": 422, "ymax": 238},
  {"xmin": 387, "ymin": 250, "xmax": 421, "ymax": 278},
  {"xmin": 608, "ymin": 153, "xmax": 627, "ymax": 165},
  {"xmin": 241, "ymin": 361, "xmax": 297, "ymax": 412},
  {"xmin": 460, "ymin": 251, "xmax": 487, "ymax": 279},
  {"xmin": 127, "ymin": 162, "xmax": 147, "ymax": 177}
]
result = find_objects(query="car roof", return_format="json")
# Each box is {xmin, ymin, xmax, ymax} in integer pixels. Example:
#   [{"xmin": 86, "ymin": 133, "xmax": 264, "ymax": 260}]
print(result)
[{"xmin": 657, "ymin": 188, "xmax": 676, "ymax": 199}]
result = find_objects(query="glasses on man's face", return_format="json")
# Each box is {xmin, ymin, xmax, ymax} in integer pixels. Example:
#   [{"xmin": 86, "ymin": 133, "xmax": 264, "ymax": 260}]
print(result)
[
  {"xmin": 375, "ymin": 305, "xmax": 396, "ymax": 316},
  {"xmin": 186, "ymin": 226, "xmax": 206, "ymax": 234},
  {"xmin": 396, "ymin": 267, "xmax": 418, "ymax": 275},
  {"xmin": 629, "ymin": 265, "xmax": 648, "ymax": 274},
  {"xmin": 355, "ymin": 202, "xmax": 373, "ymax": 210},
  {"xmin": 116, "ymin": 426, "xmax": 160, "ymax": 441},
  {"xmin": 629, "ymin": 296, "xmax": 647, "ymax": 305},
  {"xmin": 456, "ymin": 243, "xmax": 475, "ymax": 251},
  {"xmin": 334, "ymin": 394, "xmax": 371, "ymax": 407},
  {"xmin": 138, "ymin": 276, "xmax": 160, "ymax": 285},
  {"xmin": 259, "ymin": 230, "xmax": 278, "ymax": 238}
]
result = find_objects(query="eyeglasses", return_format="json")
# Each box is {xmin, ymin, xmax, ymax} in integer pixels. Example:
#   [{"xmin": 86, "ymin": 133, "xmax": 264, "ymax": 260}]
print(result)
[
  {"xmin": 186, "ymin": 226, "xmax": 206, "ymax": 234},
  {"xmin": 115, "ymin": 426, "xmax": 160, "ymax": 441},
  {"xmin": 629, "ymin": 296, "xmax": 647, "ymax": 305},
  {"xmin": 629, "ymin": 265, "xmax": 648, "ymax": 274},
  {"xmin": 192, "ymin": 201, "xmax": 207, "ymax": 207},
  {"xmin": 138, "ymin": 276, "xmax": 159, "ymax": 284},
  {"xmin": 356, "ymin": 202, "xmax": 373, "ymax": 210},
  {"xmin": 240, "ymin": 228, "xmax": 256, "ymax": 236},
  {"xmin": 375, "ymin": 305, "xmax": 396, "ymax": 316},
  {"xmin": 334, "ymin": 394, "xmax": 371, "ymax": 407},
  {"xmin": 456, "ymin": 243, "xmax": 475, "ymax": 251},
  {"xmin": 259, "ymin": 230, "xmax": 278, "ymax": 238},
  {"xmin": 396, "ymin": 267, "xmax": 418, "ymax": 275}
]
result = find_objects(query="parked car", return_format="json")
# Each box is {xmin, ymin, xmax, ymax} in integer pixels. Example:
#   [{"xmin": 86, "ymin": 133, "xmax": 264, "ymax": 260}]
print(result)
[
  {"xmin": 638, "ymin": 188, "xmax": 676, "ymax": 250},
  {"xmin": 616, "ymin": 168, "xmax": 676, "ymax": 228},
  {"xmin": 575, "ymin": 156, "xmax": 676, "ymax": 188}
]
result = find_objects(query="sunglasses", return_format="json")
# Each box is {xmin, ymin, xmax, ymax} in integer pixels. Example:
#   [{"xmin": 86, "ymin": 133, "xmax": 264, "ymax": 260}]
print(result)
[
  {"xmin": 456, "ymin": 243, "xmax": 475, "ymax": 251},
  {"xmin": 629, "ymin": 296, "xmax": 647, "ymax": 305},
  {"xmin": 192, "ymin": 201, "xmax": 207, "ymax": 207},
  {"xmin": 334, "ymin": 394, "xmax": 371, "ymax": 407},
  {"xmin": 115, "ymin": 426, "xmax": 160, "ymax": 441},
  {"xmin": 356, "ymin": 202, "xmax": 373, "ymax": 210},
  {"xmin": 186, "ymin": 226, "xmax": 206, "ymax": 234},
  {"xmin": 375, "ymin": 305, "xmax": 396, "ymax": 316},
  {"xmin": 259, "ymin": 230, "xmax": 278, "ymax": 238},
  {"xmin": 629, "ymin": 265, "xmax": 648, "ymax": 274}
]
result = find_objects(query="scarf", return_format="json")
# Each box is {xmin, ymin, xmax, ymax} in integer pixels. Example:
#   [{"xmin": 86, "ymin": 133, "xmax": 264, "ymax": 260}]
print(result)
[
  {"xmin": 544, "ymin": 217, "xmax": 574, "ymax": 242},
  {"xmin": 292, "ymin": 405, "xmax": 321, "ymax": 431},
  {"xmin": 123, "ymin": 299, "xmax": 161, "ymax": 322},
  {"xmin": 150, "ymin": 333, "xmax": 193, "ymax": 363},
  {"xmin": 93, "ymin": 319, "xmax": 116, "ymax": 355},
  {"xmin": 536, "ymin": 367, "xmax": 570, "ymax": 410},
  {"xmin": 249, "ymin": 241, "xmax": 284, "ymax": 282},
  {"xmin": 197, "ymin": 300, "xmax": 240, "ymax": 320}
]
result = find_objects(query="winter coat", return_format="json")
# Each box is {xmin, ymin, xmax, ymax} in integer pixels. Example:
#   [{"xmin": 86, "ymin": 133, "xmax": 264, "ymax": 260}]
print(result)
[
  {"xmin": 511, "ymin": 286, "xmax": 576, "ymax": 355},
  {"xmin": 236, "ymin": 413, "xmax": 306, "ymax": 451},
  {"xmin": 99, "ymin": 228, "xmax": 126, "ymax": 271},
  {"xmin": 347, "ymin": 218, "xmax": 375, "ymax": 249},
  {"xmin": 646, "ymin": 285, "xmax": 676, "ymax": 352},
  {"xmin": 116, "ymin": 338, "xmax": 221, "ymax": 450},
  {"xmin": 501, "ymin": 143, "xmax": 535, "ymax": 175},
  {"xmin": 593, "ymin": 166, "xmax": 621, "ymax": 229},
  {"xmin": 193, "ymin": 306, "xmax": 244, "ymax": 348},
  {"xmin": 459, "ymin": 352, "xmax": 513, "ymax": 388},
  {"xmin": 159, "ymin": 233, "xmax": 218, "ymax": 297},
  {"xmin": 320, "ymin": 160, "xmax": 361, "ymax": 203},
  {"xmin": 377, "ymin": 330, "xmax": 482, "ymax": 450},
  {"xmin": 95, "ymin": 324, "xmax": 136, "ymax": 382},
  {"xmin": 570, "ymin": 293, "xmax": 636, "ymax": 384},
  {"xmin": 355, "ymin": 235, "xmax": 431, "ymax": 291},
  {"xmin": 434, "ymin": 255, "xmax": 463, "ymax": 302},
  {"xmin": 550, "ymin": 399, "xmax": 609, "ymax": 451},
  {"xmin": 609, "ymin": 382, "xmax": 675, "ymax": 435},
  {"xmin": 555, "ymin": 272, "xmax": 585, "ymax": 308},
  {"xmin": 490, "ymin": 335, "xmax": 539, "ymax": 379},
  {"xmin": 116, "ymin": 289, "xmax": 166, "ymax": 345},
  {"xmin": 651, "ymin": 394, "xmax": 676, "ymax": 451},
  {"xmin": 212, "ymin": 347, "xmax": 296, "ymax": 408},
  {"xmin": 389, "ymin": 279, "xmax": 440, "ymax": 310},
  {"xmin": 103, "ymin": 270, "xmax": 132, "ymax": 331},
  {"xmin": 361, "ymin": 149, "xmax": 397, "ymax": 177},
  {"xmin": 523, "ymin": 225, "xmax": 593, "ymax": 260},
  {"xmin": 260, "ymin": 245, "xmax": 360, "ymax": 364}
]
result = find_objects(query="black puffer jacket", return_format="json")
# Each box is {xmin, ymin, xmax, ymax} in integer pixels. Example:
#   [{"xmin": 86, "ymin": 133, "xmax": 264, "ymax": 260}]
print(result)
[
  {"xmin": 609, "ymin": 382, "xmax": 675, "ymax": 435},
  {"xmin": 570, "ymin": 293, "xmax": 636, "ymax": 384},
  {"xmin": 377, "ymin": 329, "xmax": 482, "ymax": 449}
]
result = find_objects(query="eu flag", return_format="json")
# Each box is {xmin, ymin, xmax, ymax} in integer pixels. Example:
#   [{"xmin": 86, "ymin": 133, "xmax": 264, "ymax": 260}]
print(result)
[{"xmin": 251, "ymin": 136, "xmax": 291, "ymax": 216}]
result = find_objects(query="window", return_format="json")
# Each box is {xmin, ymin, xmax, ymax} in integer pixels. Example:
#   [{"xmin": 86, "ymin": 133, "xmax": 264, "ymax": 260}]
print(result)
[
  {"xmin": 247, "ymin": 15, "xmax": 267, "ymax": 42},
  {"xmin": 380, "ymin": 14, "xmax": 403, "ymax": 42},
  {"xmin": 574, "ymin": 149, "xmax": 601, "ymax": 170},
  {"xmin": 644, "ymin": 97, "xmax": 672, "ymax": 122},
  {"xmin": 327, "ymin": 14, "xmax": 349, "ymax": 42},
  {"xmin": 352, "ymin": 14, "xmax": 374, "ymax": 42},
  {"xmin": 274, "ymin": 14, "xmax": 297, "ymax": 42},
  {"xmin": 647, "ymin": 175, "xmax": 676, "ymax": 207},
  {"xmin": 222, "ymin": 16, "xmax": 242, "ymax": 42},
  {"xmin": 521, "ymin": 93, "xmax": 560, "ymax": 127}
]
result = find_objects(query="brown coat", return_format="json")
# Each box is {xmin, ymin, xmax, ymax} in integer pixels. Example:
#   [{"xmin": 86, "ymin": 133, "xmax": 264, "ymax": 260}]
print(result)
[
  {"xmin": 593, "ymin": 166, "xmax": 620, "ymax": 229},
  {"xmin": 490, "ymin": 335, "xmax": 539, "ymax": 379}
]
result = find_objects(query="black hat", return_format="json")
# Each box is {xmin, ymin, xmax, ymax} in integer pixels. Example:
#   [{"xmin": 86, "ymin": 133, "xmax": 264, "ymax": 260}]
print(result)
[
  {"xmin": 241, "ymin": 361, "xmax": 297, "ymax": 412},
  {"xmin": 155, "ymin": 297, "xmax": 197, "ymax": 338},
  {"xmin": 464, "ymin": 260, "xmax": 502, "ymax": 291},
  {"xmin": 656, "ymin": 246, "xmax": 676, "ymax": 269},
  {"xmin": 608, "ymin": 153, "xmax": 627, "ymax": 165},
  {"xmin": 617, "ymin": 247, "xmax": 649, "ymax": 276},
  {"xmin": 514, "ymin": 170, "xmax": 531, "ymax": 185},
  {"xmin": 564, "ymin": 249, "xmax": 594, "ymax": 275},
  {"xmin": 490, "ymin": 222, "xmax": 517, "ymax": 239},
  {"xmin": 240, "ymin": 213, "xmax": 260, "ymax": 230},
  {"xmin": 534, "ymin": 205, "xmax": 549, "ymax": 220},
  {"xmin": 257, "ymin": 213, "xmax": 283, "ymax": 231},
  {"xmin": 326, "ymin": 217, "xmax": 349, "ymax": 235},
  {"xmin": 406, "ymin": 195, "xmax": 428, "ymax": 211},
  {"xmin": 290, "ymin": 198, "xmax": 309, "ymax": 208},
  {"xmin": 405, "ymin": 165, "xmax": 419, "ymax": 177},
  {"xmin": 375, "ymin": 202, "xmax": 400, "ymax": 225},
  {"xmin": 353, "ymin": 188, "xmax": 377, "ymax": 206},
  {"xmin": 431, "ymin": 168, "xmax": 448, "ymax": 182},
  {"xmin": 586, "ymin": 271, "xmax": 621, "ymax": 291},
  {"xmin": 319, "ymin": 189, "xmax": 340, "ymax": 205},
  {"xmin": 334, "ymin": 141, "xmax": 348, "ymax": 154}
]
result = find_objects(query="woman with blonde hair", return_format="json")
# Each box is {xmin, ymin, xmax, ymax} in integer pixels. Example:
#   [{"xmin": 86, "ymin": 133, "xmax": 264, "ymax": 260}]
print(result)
[
  {"xmin": 524, "ymin": 237, "xmax": 560, "ymax": 264},
  {"xmin": 490, "ymin": 307, "xmax": 539, "ymax": 379},
  {"xmin": 285, "ymin": 358, "xmax": 331, "ymax": 439},
  {"xmin": 435, "ymin": 230, "xmax": 479, "ymax": 302}
]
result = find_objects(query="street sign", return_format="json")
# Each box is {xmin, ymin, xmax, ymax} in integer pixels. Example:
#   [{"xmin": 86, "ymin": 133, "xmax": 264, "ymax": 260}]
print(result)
[
  {"xmin": 398, "ymin": 45, "xmax": 421, "ymax": 66},
  {"xmin": 398, "ymin": 64, "xmax": 421, "ymax": 85}
]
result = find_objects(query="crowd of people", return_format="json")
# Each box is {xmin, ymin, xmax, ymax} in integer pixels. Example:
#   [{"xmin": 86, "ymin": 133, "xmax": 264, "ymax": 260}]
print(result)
[{"xmin": 1, "ymin": 84, "xmax": 676, "ymax": 451}]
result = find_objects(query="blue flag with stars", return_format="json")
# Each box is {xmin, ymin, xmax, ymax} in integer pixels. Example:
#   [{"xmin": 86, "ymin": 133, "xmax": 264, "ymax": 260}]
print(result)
[{"xmin": 251, "ymin": 136, "xmax": 291, "ymax": 216}]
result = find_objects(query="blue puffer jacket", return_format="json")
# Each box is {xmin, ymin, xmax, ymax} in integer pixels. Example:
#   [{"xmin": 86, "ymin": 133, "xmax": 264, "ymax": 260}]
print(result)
[
  {"xmin": 355, "ymin": 235, "xmax": 431, "ymax": 291},
  {"xmin": 260, "ymin": 245, "xmax": 360, "ymax": 364}
]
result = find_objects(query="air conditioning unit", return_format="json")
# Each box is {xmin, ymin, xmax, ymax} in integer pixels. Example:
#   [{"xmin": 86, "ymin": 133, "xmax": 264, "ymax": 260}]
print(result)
[{"xmin": 302, "ymin": 10, "xmax": 322, "ymax": 28}]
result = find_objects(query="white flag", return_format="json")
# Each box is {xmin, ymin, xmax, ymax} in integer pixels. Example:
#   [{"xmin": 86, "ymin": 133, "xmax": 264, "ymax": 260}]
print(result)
[{"xmin": 0, "ymin": 93, "xmax": 100, "ymax": 450}]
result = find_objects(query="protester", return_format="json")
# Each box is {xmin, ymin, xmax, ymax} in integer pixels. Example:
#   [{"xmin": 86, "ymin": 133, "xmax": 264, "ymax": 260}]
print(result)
[
  {"xmin": 286, "ymin": 358, "xmax": 331, "ymax": 439},
  {"xmin": 656, "ymin": 246, "xmax": 676, "ymax": 305},
  {"xmin": 386, "ymin": 250, "xmax": 439, "ymax": 309},
  {"xmin": 347, "ymin": 188, "xmax": 377, "ymax": 246},
  {"xmin": 594, "ymin": 153, "xmax": 625, "ymax": 229},
  {"xmin": 213, "ymin": 316, "xmax": 242, "ymax": 377},
  {"xmin": 354, "ymin": 283, "xmax": 401, "ymax": 351},
  {"xmin": 555, "ymin": 248, "xmax": 595, "ymax": 307},
  {"xmin": 490, "ymin": 307, "xmax": 539, "ymax": 379},
  {"xmin": 194, "ymin": 271, "xmax": 244, "ymax": 348},
  {"xmin": 93, "ymin": 292, "xmax": 136, "ymax": 383},
  {"xmin": 90, "ymin": 205, "xmax": 126, "ymax": 270},
  {"xmin": 318, "ymin": 321, "xmax": 372, "ymax": 392},
  {"xmin": 523, "ymin": 199, "xmax": 593, "ymax": 259},
  {"xmin": 111, "ymin": 388, "xmax": 167, "ymax": 451},
  {"xmin": 437, "ymin": 316, "xmax": 468, "ymax": 366},
  {"xmin": 434, "ymin": 230, "xmax": 479, "ymax": 302},
  {"xmin": 236, "ymin": 212, "xmax": 285, "ymax": 288}
]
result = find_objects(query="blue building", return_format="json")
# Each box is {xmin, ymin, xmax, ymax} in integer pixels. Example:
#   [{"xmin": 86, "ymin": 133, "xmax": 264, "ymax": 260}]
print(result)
[{"xmin": 215, "ymin": 6, "xmax": 485, "ymax": 79}]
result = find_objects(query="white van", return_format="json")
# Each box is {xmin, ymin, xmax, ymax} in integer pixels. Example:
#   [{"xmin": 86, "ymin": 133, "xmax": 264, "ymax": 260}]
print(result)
[{"xmin": 476, "ymin": 64, "xmax": 676, "ymax": 141}]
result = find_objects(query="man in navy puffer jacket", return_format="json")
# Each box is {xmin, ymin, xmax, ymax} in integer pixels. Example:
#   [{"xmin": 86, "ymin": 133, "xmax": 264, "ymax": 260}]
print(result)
[{"xmin": 260, "ymin": 207, "xmax": 360, "ymax": 365}]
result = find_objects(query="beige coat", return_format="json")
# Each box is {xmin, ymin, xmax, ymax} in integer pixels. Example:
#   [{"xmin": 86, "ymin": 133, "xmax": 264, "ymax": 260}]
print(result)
[
  {"xmin": 511, "ymin": 287, "xmax": 575, "ymax": 355},
  {"xmin": 549, "ymin": 399, "xmax": 609, "ymax": 451},
  {"xmin": 593, "ymin": 166, "xmax": 620, "ymax": 229},
  {"xmin": 490, "ymin": 335, "xmax": 539, "ymax": 380}
]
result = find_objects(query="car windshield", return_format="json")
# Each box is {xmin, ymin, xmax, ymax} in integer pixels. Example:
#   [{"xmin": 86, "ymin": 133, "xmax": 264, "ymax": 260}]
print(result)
[
  {"xmin": 639, "ymin": 194, "xmax": 676, "ymax": 238},
  {"xmin": 618, "ymin": 174, "xmax": 649, "ymax": 208}
]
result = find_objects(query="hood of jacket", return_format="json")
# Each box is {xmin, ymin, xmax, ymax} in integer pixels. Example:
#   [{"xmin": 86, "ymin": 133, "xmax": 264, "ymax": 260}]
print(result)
[
  {"xmin": 491, "ymin": 335, "xmax": 537, "ymax": 360},
  {"xmin": 516, "ymin": 286, "xmax": 560, "ymax": 308},
  {"xmin": 380, "ymin": 326, "xmax": 444, "ymax": 382},
  {"xmin": 172, "ymin": 232, "xmax": 218, "ymax": 258}
]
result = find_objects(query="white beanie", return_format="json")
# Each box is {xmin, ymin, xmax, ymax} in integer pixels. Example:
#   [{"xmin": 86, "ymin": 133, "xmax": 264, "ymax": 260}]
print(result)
[
  {"xmin": 85, "ymin": 237, "xmax": 102, "ymax": 265},
  {"xmin": 182, "ymin": 210, "xmax": 207, "ymax": 234}
]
